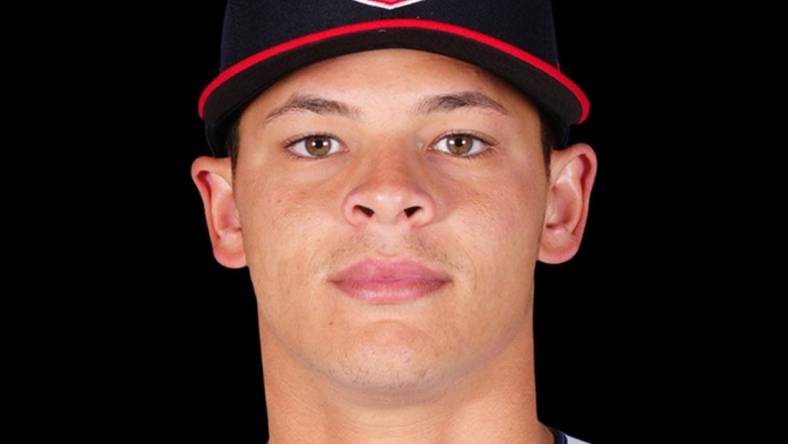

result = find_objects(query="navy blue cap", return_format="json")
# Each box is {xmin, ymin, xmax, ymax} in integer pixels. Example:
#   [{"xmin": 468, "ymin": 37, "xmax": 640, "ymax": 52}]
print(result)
[{"xmin": 198, "ymin": 0, "xmax": 590, "ymax": 156}]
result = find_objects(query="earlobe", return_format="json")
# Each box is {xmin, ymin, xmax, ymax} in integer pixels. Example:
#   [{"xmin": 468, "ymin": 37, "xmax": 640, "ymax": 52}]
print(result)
[
  {"xmin": 190, "ymin": 156, "xmax": 247, "ymax": 269},
  {"xmin": 538, "ymin": 143, "xmax": 598, "ymax": 264}
]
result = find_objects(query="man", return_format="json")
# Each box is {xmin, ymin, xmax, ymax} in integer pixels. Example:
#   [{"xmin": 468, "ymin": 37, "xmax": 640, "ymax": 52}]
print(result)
[{"xmin": 191, "ymin": 1, "xmax": 597, "ymax": 443}]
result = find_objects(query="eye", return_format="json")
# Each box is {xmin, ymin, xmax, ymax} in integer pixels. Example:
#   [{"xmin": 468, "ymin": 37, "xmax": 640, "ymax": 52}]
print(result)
[
  {"xmin": 285, "ymin": 133, "xmax": 343, "ymax": 159},
  {"xmin": 432, "ymin": 132, "xmax": 494, "ymax": 158}
]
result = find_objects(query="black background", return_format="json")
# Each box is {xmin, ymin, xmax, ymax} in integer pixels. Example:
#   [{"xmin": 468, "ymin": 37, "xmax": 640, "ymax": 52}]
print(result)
[{"xmin": 50, "ymin": 1, "xmax": 721, "ymax": 442}]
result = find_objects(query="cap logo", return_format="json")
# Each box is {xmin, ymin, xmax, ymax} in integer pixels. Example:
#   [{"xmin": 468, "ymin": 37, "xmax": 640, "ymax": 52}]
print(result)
[{"xmin": 351, "ymin": 0, "xmax": 426, "ymax": 10}]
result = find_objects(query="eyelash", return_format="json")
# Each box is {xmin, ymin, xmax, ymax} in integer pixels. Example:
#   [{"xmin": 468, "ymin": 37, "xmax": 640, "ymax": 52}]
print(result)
[{"xmin": 281, "ymin": 130, "xmax": 497, "ymax": 161}]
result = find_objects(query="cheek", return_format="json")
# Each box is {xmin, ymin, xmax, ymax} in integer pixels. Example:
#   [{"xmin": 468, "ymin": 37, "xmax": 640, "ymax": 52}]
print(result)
[
  {"xmin": 238, "ymin": 183, "xmax": 336, "ymax": 349},
  {"xmin": 453, "ymin": 171, "xmax": 546, "ymax": 302},
  {"xmin": 458, "ymin": 173, "xmax": 545, "ymax": 253},
  {"xmin": 238, "ymin": 179, "xmax": 326, "ymax": 292},
  {"xmin": 240, "ymin": 175, "xmax": 321, "ymax": 246}
]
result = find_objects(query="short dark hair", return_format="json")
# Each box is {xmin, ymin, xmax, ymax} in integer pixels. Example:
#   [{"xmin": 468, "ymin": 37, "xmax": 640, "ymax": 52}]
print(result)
[{"xmin": 222, "ymin": 104, "xmax": 562, "ymax": 179}]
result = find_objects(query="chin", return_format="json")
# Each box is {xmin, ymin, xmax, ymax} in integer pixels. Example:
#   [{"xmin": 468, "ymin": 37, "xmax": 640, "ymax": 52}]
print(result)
[
  {"xmin": 332, "ymin": 357, "xmax": 447, "ymax": 402},
  {"xmin": 326, "ymin": 323, "xmax": 452, "ymax": 398}
]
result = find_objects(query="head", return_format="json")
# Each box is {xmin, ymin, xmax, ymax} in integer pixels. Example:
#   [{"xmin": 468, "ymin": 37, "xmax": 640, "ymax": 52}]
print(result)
[{"xmin": 191, "ymin": 48, "xmax": 597, "ymax": 398}]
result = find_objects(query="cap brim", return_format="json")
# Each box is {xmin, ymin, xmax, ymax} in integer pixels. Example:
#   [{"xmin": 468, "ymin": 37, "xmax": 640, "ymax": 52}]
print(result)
[{"xmin": 199, "ymin": 19, "xmax": 589, "ymax": 155}]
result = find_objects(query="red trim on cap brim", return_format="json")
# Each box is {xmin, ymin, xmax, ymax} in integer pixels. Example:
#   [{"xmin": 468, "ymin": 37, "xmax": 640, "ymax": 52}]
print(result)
[{"xmin": 198, "ymin": 18, "xmax": 590, "ymax": 123}]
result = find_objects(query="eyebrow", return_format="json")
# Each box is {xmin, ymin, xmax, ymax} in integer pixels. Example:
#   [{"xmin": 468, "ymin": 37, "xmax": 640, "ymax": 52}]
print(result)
[
  {"xmin": 414, "ymin": 90, "xmax": 510, "ymax": 116},
  {"xmin": 262, "ymin": 90, "xmax": 510, "ymax": 126}
]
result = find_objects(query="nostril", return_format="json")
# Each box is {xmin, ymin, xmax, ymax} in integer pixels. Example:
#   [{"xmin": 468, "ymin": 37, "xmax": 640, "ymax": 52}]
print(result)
[
  {"xmin": 356, "ymin": 205, "xmax": 374, "ymax": 217},
  {"xmin": 404, "ymin": 207, "xmax": 420, "ymax": 217}
]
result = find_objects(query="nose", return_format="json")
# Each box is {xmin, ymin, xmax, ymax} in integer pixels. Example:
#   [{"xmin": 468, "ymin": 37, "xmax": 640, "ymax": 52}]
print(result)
[{"xmin": 342, "ymin": 148, "xmax": 437, "ymax": 230}]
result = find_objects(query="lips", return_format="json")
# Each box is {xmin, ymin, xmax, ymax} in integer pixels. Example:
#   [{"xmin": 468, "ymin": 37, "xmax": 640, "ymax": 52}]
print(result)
[{"xmin": 328, "ymin": 257, "xmax": 452, "ymax": 303}]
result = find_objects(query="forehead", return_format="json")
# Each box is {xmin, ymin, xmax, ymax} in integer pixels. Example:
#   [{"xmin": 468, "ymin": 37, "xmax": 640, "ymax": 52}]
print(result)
[{"xmin": 243, "ymin": 48, "xmax": 540, "ymax": 118}]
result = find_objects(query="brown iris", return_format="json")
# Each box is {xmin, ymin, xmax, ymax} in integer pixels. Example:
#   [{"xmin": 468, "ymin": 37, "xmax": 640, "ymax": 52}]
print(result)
[
  {"xmin": 304, "ymin": 136, "xmax": 333, "ymax": 157},
  {"xmin": 446, "ymin": 135, "xmax": 474, "ymax": 155}
]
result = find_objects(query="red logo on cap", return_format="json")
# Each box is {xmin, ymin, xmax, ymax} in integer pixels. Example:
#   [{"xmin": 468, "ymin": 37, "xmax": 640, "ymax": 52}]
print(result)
[{"xmin": 352, "ymin": 0, "xmax": 426, "ymax": 10}]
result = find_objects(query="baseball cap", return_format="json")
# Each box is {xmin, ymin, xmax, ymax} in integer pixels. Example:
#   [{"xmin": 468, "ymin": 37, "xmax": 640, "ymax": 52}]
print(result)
[{"xmin": 198, "ymin": 0, "xmax": 590, "ymax": 156}]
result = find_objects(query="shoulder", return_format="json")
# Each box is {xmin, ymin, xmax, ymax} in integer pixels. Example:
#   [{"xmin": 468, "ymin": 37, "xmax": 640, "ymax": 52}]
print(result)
[
  {"xmin": 565, "ymin": 435, "xmax": 591, "ymax": 444},
  {"xmin": 549, "ymin": 426, "xmax": 592, "ymax": 444}
]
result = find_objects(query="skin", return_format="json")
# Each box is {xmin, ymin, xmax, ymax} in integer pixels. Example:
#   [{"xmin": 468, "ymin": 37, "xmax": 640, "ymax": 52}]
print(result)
[{"xmin": 191, "ymin": 48, "xmax": 597, "ymax": 444}]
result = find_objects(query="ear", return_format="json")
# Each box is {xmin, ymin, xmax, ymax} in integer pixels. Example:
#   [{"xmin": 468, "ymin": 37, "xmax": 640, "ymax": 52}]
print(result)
[
  {"xmin": 190, "ymin": 156, "xmax": 246, "ymax": 269},
  {"xmin": 538, "ymin": 142, "xmax": 598, "ymax": 264}
]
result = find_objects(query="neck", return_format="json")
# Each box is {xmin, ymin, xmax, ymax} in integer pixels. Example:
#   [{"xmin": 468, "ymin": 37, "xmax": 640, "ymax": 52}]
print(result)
[{"xmin": 259, "ymin": 310, "xmax": 553, "ymax": 444}]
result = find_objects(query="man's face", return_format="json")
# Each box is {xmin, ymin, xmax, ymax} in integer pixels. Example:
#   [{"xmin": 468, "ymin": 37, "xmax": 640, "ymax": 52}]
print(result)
[{"xmin": 233, "ymin": 48, "xmax": 550, "ymax": 397}]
